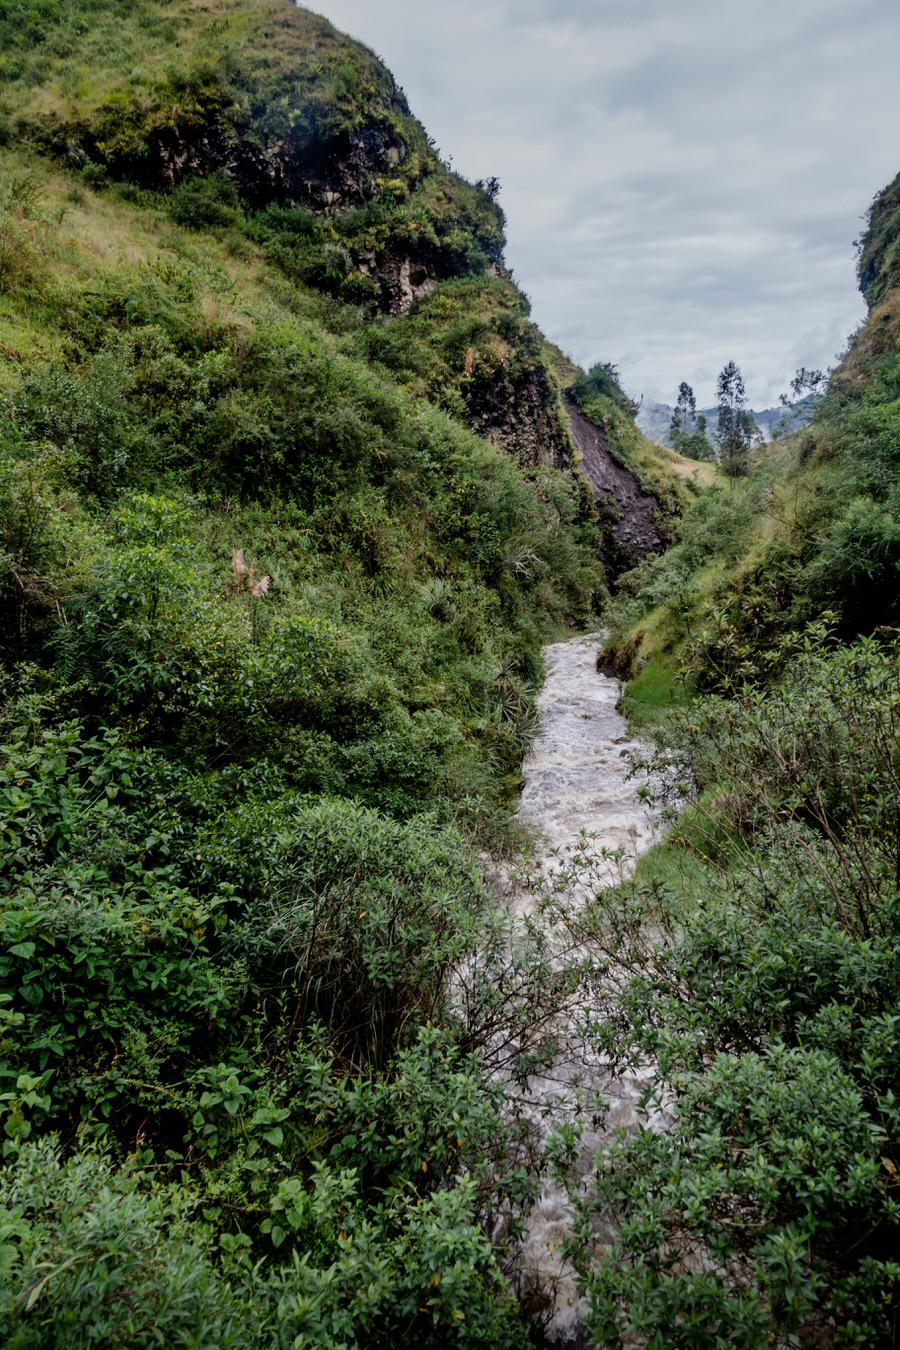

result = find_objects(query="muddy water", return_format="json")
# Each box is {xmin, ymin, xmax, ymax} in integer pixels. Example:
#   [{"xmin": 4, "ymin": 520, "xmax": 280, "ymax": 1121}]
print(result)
[
  {"xmin": 519, "ymin": 633, "xmax": 656, "ymax": 868},
  {"xmin": 510, "ymin": 634, "xmax": 660, "ymax": 1344}
]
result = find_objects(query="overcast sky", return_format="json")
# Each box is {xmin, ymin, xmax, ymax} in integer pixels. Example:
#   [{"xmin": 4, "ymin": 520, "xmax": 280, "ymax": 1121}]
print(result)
[{"xmin": 311, "ymin": 0, "xmax": 900, "ymax": 408}]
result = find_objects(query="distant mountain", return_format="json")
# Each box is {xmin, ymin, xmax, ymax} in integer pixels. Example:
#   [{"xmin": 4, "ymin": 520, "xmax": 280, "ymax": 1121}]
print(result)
[
  {"xmin": 634, "ymin": 399, "xmax": 676, "ymax": 446},
  {"xmin": 636, "ymin": 400, "xmax": 783, "ymax": 448}
]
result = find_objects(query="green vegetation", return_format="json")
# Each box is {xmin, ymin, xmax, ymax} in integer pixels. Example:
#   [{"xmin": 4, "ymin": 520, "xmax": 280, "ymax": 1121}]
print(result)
[
  {"xmin": 669, "ymin": 380, "xmax": 715, "ymax": 461},
  {"xmin": 1, "ymin": 0, "xmax": 421, "ymax": 164},
  {"xmin": 714, "ymin": 360, "xmax": 759, "ymax": 479},
  {"xmin": 602, "ymin": 278, "xmax": 900, "ymax": 688},
  {"xmin": 0, "ymin": 3, "xmax": 617, "ymax": 1343},
  {"xmin": 614, "ymin": 649, "xmax": 689, "ymax": 729},
  {"xmin": 569, "ymin": 359, "xmax": 700, "ymax": 529},
  {"xmin": 858, "ymin": 168, "xmax": 900, "ymax": 308},
  {"xmin": 6, "ymin": 0, "xmax": 900, "ymax": 1344},
  {"xmin": 576, "ymin": 163, "xmax": 900, "ymax": 1347},
  {"xmin": 569, "ymin": 626, "xmax": 900, "ymax": 1346}
]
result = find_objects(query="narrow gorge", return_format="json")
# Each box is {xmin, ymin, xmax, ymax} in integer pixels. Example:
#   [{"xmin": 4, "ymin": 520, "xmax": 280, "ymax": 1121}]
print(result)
[{"xmin": 3, "ymin": 1, "xmax": 900, "ymax": 1346}]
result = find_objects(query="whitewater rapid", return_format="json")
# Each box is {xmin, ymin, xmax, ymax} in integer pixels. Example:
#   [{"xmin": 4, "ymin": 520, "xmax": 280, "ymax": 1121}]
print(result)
[
  {"xmin": 519, "ymin": 633, "xmax": 656, "ymax": 865},
  {"xmin": 510, "ymin": 633, "xmax": 660, "ymax": 1344}
]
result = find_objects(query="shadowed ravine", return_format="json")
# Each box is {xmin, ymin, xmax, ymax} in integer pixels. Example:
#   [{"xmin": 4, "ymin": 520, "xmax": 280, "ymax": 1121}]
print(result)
[{"xmin": 507, "ymin": 634, "xmax": 660, "ymax": 1345}]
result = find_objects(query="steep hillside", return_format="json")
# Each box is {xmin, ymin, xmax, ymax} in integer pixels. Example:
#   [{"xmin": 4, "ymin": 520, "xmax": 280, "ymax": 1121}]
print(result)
[
  {"xmin": 1, "ymin": 0, "xmax": 585, "ymax": 464},
  {"xmin": 603, "ymin": 166, "xmax": 900, "ymax": 697},
  {"xmin": 556, "ymin": 355, "xmax": 702, "ymax": 572},
  {"xmin": 568, "ymin": 172, "xmax": 900, "ymax": 1348},
  {"xmin": 858, "ymin": 167, "xmax": 900, "ymax": 309},
  {"xmin": 0, "ymin": 4, "xmax": 628, "ymax": 1344}
]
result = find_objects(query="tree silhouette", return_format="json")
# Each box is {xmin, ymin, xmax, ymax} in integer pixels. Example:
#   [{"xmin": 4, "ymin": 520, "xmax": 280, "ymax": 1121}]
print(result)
[
  {"xmin": 671, "ymin": 381, "xmax": 697, "ymax": 437},
  {"xmin": 669, "ymin": 381, "xmax": 714, "ymax": 460},
  {"xmin": 715, "ymin": 361, "xmax": 758, "ymax": 478}
]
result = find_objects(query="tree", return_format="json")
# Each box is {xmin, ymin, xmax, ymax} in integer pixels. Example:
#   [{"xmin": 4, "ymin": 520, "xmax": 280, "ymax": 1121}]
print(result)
[
  {"xmin": 670, "ymin": 381, "xmax": 697, "ymax": 438},
  {"xmin": 715, "ymin": 360, "xmax": 758, "ymax": 478},
  {"xmin": 475, "ymin": 176, "xmax": 501, "ymax": 201},
  {"xmin": 773, "ymin": 366, "xmax": 827, "ymax": 437},
  {"xmin": 669, "ymin": 381, "xmax": 715, "ymax": 460}
]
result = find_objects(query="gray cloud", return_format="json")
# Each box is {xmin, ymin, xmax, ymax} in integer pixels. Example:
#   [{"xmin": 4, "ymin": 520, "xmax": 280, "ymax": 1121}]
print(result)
[{"xmin": 311, "ymin": 0, "xmax": 899, "ymax": 406}]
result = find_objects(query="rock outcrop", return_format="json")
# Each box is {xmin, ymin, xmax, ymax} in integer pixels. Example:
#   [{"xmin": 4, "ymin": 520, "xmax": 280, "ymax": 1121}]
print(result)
[
  {"xmin": 564, "ymin": 396, "xmax": 664, "ymax": 566},
  {"xmin": 363, "ymin": 246, "xmax": 495, "ymax": 316},
  {"xmin": 53, "ymin": 114, "xmax": 405, "ymax": 211},
  {"xmin": 469, "ymin": 367, "xmax": 571, "ymax": 470}
]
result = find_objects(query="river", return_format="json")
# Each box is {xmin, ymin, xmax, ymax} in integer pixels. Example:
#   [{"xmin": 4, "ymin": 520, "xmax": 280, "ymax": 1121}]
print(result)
[{"xmin": 509, "ymin": 633, "xmax": 661, "ymax": 1345}]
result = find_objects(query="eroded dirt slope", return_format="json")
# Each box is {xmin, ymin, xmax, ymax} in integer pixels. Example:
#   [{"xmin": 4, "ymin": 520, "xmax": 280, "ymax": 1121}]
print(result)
[{"xmin": 565, "ymin": 396, "xmax": 664, "ymax": 566}]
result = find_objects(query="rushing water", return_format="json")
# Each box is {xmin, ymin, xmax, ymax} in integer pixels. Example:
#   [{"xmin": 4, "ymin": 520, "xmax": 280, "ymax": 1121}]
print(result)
[
  {"xmin": 507, "ymin": 633, "xmax": 661, "ymax": 1345},
  {"xmin": 519, "ymin": 634, "xmax": 656, "ymax": 866}
]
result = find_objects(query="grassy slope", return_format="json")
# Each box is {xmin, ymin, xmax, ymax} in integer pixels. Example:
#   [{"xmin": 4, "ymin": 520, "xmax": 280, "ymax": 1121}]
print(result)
[
  {"xmin": 604, "ymin": 250, "xmax": 900, "ymax": 718},
  {"xmin": 2, "ymin": 0, "xmax": 420, "ymax": 150},
  {"xmin": 600, "ymin": 170, "xmax": 900, "ymax": 895},
  {"xmin": 0, "ymin": 7, "xmax": 618, "ymax": 1344}
]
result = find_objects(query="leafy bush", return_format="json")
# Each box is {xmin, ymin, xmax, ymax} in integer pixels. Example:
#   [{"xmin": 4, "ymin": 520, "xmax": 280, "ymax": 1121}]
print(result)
[
  {"xmin": 229, "ymin": 797, "xmax": 488, "ymax": 1066},
  {"xmin": 0, "ymin": 1125, "xmax": 532, "ymax": 1348},
  {"xmin": 800, "ymin": 495, "xmax": 900, "ymax": 630},
  {"xmin": 168, "ymin": 171, "xmax": 243, "ymax": 230},
  {"xmin": 0, "ymin": 1140, "xmax": 252, "ymax": 1350},
  {"xmin": 0, "ymin": 719, "xmax": 249, "ymax": 1139},
  {"xmin": 263, "ymin": 1167, "xmax": 527, "ymax": 1349},
  {"xmin": 568, "ymin": 628, "xmax": 900, "ymax": 1347},
  {"xmin": 0, "ymin": 449, "xmax": 82, "ymax": 660}
]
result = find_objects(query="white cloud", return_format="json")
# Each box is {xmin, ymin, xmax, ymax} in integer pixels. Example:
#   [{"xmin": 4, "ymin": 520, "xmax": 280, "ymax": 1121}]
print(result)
[{"xmin": 309, "ymin": 0, "xmax": 900, "ymax": 406}]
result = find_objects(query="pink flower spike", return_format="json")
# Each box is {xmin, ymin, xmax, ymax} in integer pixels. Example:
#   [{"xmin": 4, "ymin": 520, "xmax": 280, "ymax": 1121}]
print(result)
[
  {"xmin": 250, "ymin": 575, "xmax": 271, "ymax": 598},
  {"xmin": 232, "ymin": 548, "xmax": 247, "ymax": 576}
]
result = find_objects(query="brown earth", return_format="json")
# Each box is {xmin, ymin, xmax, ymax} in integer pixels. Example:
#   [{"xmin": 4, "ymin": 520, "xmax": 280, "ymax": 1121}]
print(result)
[{"xmin": 564, "ymin": 396, "xmax": 664, "ymax": 566}]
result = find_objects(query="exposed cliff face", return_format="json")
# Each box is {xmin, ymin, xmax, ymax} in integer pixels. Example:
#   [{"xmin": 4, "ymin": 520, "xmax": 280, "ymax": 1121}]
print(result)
[
  {"xmin": 44, "ymin": 58, "xmax": 502, "ymax": 320},
  {"xmin": 469, "ymin": 367, "xmax": 571, "ymax": 470},
  {"xmin": 379, "ymin": 253, "xmax": 439, "ymax": 313},
  {"xmin": 53, "ymin": 116, "xmax": 407, "ymax": 212},
  {"xmin": 564, "ymin": 396, "xmax": 664, "ymax": 568},
  {"xmin": 363, "ymin": 244, "xmax": 502, "ymax": 316}
]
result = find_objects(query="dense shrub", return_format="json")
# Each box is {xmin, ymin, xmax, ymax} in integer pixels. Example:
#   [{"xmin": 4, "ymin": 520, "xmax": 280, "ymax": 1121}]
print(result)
[
  {"xmin": 567, "ymin": 629, "xmax": 900, "ymax": 1347},
  {"xmin": 0, "ymin": 5, "xmax": 612, "ymax": 1341},
  {"xmin": 800, "ymin": 495, "xmax": 900, "ymax": 630},
  {"xmin": 0, "ymin": 1127, "xmax": 533, "ymax": 1349},
  {"xmin": 0, "ymin": 710, "xmax": 549, "ymax": 1342},
  {"xmin": 0, "ymin": 1140, "xmax": 252, "ymax": 1350}
]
